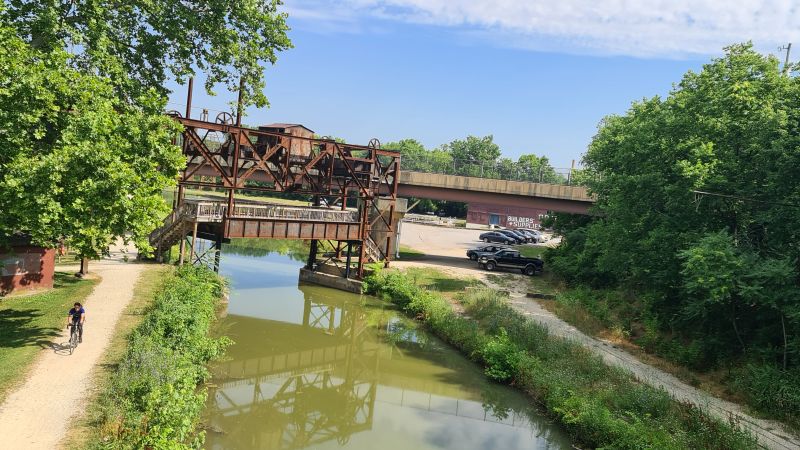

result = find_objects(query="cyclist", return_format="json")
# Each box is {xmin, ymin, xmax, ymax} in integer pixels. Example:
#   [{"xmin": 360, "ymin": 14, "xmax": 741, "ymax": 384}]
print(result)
[{"xmin": 66, "ymin": 302, "xmax": 86, "ymax": 343}]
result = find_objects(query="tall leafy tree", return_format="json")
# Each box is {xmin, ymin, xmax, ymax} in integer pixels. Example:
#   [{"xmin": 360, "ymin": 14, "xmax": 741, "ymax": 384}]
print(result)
[
  {"xmin": 0, "ymin": 1, "xmax": 292, "ymax": 271},
  {"xmin": 444, "ymin": 135, "xmax": 501, "ymax": 163},
  {"xmin": 548, "ymin": 43, "xmax": 800, "ymax": 373},
  {"xmin": 3, "ymin": 0, "xmax": 292, "ymax": 107}
]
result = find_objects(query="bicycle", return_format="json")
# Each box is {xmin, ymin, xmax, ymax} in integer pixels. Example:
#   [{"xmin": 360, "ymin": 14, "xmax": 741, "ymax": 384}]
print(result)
[{"xmin": 68, "ymin": 322, "xmax": 81, "ymax": 354}]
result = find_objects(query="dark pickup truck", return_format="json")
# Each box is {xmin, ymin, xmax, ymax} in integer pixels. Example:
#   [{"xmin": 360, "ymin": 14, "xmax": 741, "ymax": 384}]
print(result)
[{"xmin": 477, "ymin": 249, "xmax": 544, "ymax": 276}]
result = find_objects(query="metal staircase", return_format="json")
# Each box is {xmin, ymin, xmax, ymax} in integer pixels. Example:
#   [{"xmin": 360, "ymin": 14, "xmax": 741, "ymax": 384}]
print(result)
[
  {"xmin": 148, "ymin": 203, "xmax": 193, "ymax": 259},
  {"xmin": 363, "ymin": 236, "xmax": 385, "ymax": 263}
]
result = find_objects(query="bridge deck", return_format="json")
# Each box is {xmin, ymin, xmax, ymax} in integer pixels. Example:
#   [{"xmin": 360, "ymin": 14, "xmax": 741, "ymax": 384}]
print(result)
[{"xmin": 152, "ymin": 200, "xmax": 363, "ymax": 246}]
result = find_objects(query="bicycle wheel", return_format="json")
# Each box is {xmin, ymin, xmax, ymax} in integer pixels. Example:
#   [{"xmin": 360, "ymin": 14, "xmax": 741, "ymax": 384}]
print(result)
[{"xmin": 69, "ymin": 327, "xmax": 78, "ymax": 353}]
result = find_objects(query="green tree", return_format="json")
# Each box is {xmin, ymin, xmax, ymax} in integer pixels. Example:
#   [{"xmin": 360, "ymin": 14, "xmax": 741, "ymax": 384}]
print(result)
[
  {"xmin": 0, "ymin": 24, "xmax": 183, "ymax": 264},
  {"xmin": 2, "ymin": 0, "xmax": 292, "ymax": 107},
  {"xmin": 0, "ymin": 1, "xmax": 292, "ymax": 272},
  {"xmin": 548, "ymin": 43, "xmax": 800, "ymax": 374},
  {"xmin": 517, "ymin": 153, "xmax": 565, "ymax": 183},
  {"xmin": 444, "ymin": 135, "xmax": 501, "ymax": 165}
]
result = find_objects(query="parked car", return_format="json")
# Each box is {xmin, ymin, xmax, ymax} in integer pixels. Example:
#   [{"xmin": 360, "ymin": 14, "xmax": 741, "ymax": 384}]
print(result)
[
  {"xmin": 478, "ymin": 249, "xmax": 544, "ymax": 276},
  {"xmin": 515, "ymin": 230, "xmax": 537, "ymax": 242},
  {"xmin": 479, "ymin": 231, "xmax": 517, "ymax": 244},
  {"xmin": 496, "ymin": 230, "xmax": 525, "ymax": 244},
  {"xmin": 466, "ymin": 244, "xmax": 508, "ymax": 261},
  {"xmin": 506, "ymin": 229, "xmax": 531, "ymax": 243},
  {"xmin": 519, "ymin": 228, "xmax": 546, "ymax": 243}
]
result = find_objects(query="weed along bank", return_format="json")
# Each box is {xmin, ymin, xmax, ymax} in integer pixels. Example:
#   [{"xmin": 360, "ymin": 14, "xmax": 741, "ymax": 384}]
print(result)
[
  {"xmin": 88, "ymin": 266, "xmax": 229, "ymax": 448},
  {"xmin": 364, "ymin": 268, "xmax": 758, "ymax": 449}
]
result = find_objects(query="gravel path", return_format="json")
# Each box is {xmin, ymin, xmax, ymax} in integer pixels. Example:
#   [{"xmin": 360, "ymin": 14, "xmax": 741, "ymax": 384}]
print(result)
[
  {"xmin": 398, "ymin": 222, "xmax": 800, "ymax": 450},
  {"xmin": 0, "ymin": 244, "xmax": 143, "ymax": 450}
]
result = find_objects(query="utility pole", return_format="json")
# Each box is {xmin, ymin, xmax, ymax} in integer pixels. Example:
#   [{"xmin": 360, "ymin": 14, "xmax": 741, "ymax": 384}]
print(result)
[{"xmin": 780, "ymin": 43, "xmax": 792, "ymax": 75}]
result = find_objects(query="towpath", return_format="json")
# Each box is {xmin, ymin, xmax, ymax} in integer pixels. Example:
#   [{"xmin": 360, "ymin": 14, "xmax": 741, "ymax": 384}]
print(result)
[{"xmin": 0, "ymin": 244, "xmax": 143, "ymax": 450}]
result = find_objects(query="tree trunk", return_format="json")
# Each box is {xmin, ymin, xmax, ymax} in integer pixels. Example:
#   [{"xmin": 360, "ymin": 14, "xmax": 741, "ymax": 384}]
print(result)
[
  {"xmin": 79, "ymin": 257, "xmax": 88, "ymax": 276},
  {"xmin": 781, "ymin": 313, "xmax": 788, "ymax": 370},
  {"xmin": 731, "ymin": 303, "xmax": 746, "ymax": 353}
]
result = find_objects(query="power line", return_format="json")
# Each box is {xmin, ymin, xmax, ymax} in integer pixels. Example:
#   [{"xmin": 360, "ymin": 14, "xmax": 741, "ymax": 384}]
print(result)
[{"xmin": 691, "ymin": 190, "xmax": 800, "ymax": 209}]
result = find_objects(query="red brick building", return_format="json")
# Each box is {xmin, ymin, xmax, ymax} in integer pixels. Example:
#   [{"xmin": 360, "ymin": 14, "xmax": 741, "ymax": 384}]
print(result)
[
  {"xmin": 466, "ymin": 203, "xmax": 549, "ymax": 229},
  {"xmin": 1, "ymin": 235, "xmax": 55, "ymax": 295}
]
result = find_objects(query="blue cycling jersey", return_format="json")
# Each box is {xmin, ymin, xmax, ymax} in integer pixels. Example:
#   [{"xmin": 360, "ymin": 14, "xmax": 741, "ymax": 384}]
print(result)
[{"xmin": 68, "ymin": 307, "xmax": 85, "ymax": 322}]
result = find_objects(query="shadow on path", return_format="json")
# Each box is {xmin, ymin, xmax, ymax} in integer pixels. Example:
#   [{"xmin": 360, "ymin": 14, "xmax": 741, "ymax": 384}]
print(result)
[{"xmin": 0, "ymin": 309, "xmax": 61, "ymax": 350}]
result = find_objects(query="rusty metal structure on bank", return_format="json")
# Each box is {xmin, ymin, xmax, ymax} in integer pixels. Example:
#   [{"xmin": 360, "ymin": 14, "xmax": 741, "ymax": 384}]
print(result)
[{"xmin": 149, "ymin": 80, "xmax": 401, "ymax": 278}]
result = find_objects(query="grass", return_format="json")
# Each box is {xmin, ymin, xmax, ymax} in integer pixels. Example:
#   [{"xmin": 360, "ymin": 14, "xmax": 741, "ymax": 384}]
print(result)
[
  {"xmin": 0, "ymin": 272, "xmax": 98, "ymax": 404},
  {"xmin": 514, "ymin": 245, "xmax": 547, "ymax": 258},
  {"xmin": 82, "ymin": 266, "xmax": 228, "ymax": 448},
  {"xmin": 54, "ymin": 250, "xmax": 82, "ymax": 267},
  {"xmin": 402, "ymin": 267, "xmax": 481, "ymax": 298},
  {"xmin": 397, "ymin": 245, "xmax": 427, "ymax": 261},
  {"xmin": 65, "ymin": 265, "xmax": 170, "ymax": 450},
  {"xmin": 365, "ymin": 269, "xmax": 757, "ymax": 449},
  {"xmin": 528, "ymin": 278, "xmax": 799, "ymax": 429}
]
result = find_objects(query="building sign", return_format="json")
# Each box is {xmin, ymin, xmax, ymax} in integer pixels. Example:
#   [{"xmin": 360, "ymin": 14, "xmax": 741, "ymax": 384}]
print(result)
[
  {"xmin": 1, "ymin": 254, "xmax": 41, "ymax": 277},
  {"xmin": 507, "ymin": 215, "xmax": 535, "ymax": 228}
]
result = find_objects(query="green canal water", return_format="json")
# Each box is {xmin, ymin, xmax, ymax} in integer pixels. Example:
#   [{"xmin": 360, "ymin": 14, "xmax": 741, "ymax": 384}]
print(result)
[{"xmin": 204, "ymin": 245, "xmax": 571, "ymax": 450}]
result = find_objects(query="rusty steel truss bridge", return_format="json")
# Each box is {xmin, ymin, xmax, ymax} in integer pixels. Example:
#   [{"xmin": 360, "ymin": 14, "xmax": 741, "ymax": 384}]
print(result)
[{"xmin": 149, "ymin": 87, "xmax": 401, "ymax": 278}]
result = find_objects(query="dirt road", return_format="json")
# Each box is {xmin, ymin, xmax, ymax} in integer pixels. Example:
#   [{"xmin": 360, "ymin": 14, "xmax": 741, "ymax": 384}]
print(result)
[
  {"xmin": 398, "ymin": 222, "xmax": 800, "ymax": 450},
  {"xmin": 0, "ymin": 244, "xmax": 143, "ymax": 450}
]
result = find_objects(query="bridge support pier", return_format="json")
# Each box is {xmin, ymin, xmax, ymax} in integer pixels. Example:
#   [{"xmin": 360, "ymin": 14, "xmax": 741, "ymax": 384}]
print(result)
[
  {"xmin": 345, "ymin": 241, "xmax": 353, "ymax": 279},
  {"xmin": 307, "ymin": 239, "xmax": 318, "ymax": 271}
]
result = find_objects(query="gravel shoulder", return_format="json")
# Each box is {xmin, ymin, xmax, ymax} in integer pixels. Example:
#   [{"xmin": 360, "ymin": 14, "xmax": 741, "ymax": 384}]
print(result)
[
  {"xmin": 397, "ymin": 222, "xmax": 800, "ymax": 450},
  {"xmin": 0, "ymin": 243, "xmax": 144, "ymax": 450}
]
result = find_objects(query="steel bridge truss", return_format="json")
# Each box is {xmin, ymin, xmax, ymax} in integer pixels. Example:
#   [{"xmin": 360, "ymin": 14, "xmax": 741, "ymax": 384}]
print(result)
[{"xmin": 158, "ymin": 112, "xmax": 401, "ymax": 278}]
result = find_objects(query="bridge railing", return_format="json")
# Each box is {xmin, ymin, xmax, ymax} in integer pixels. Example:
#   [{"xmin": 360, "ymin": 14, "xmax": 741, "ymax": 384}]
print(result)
[
  {"xmin": 400, "ymin": 153, "xmax": 595, "ymax": 186},
  {"xmin": 229, "ymin": 204, "xmax": 361, "ymax": 223},
  {"xmin": 179, "ymin": 200, "xmax": 361, "ymax": 223}
]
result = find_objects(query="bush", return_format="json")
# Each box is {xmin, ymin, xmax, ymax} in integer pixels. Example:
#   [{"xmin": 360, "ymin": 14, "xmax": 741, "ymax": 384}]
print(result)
[
  {"xmin": 93, "ymin": 266, "xmax": 230, "ymax": 449},
  {"xmin": 364, "ymin": 270, "xmax": 757, "ymax": 449},
  {"xmin": 733, "ymin": 363, "xmax": 800, "ymax": 429},
  {"xmin": 481, "ymin": 329, "xmax": 525, "ymax": 382}
]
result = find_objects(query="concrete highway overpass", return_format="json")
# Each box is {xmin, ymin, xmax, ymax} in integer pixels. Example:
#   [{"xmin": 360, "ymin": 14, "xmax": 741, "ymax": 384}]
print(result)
[{"xmin": 396, "ymin": 171, "xmax": 595, "ymax": 215}]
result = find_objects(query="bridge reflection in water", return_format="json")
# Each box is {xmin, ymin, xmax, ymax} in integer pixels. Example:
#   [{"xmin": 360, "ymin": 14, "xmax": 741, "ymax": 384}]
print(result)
[{"xmin": 205, "ymin": 254, "xmax": 570, "ymax": 450}]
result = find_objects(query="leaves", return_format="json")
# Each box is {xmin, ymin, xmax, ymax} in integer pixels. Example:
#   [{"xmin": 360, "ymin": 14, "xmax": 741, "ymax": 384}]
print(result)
[
  {"xmin": 2, "ymin": 0, "xmax": 292, "ymax": 107},
  {"xmin": 549, "ymin": 43, "xmax": 800, "ymax": 370}
]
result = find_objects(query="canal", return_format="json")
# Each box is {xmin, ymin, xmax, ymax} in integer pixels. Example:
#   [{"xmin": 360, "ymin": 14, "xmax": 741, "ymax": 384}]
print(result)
[{"xmin": 204, "ymin": 242, "xmax": 572, "ymax": 449}]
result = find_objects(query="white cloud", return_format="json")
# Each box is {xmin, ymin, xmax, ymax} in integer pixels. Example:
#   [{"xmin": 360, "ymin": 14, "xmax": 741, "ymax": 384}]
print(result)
[{"xmin": 285, "ymin": 0, "xmax": 800, "ymax": 58}]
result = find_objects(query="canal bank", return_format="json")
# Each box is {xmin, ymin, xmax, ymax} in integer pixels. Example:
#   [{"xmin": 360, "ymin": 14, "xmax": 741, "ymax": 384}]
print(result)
[
  {"xmin": 365, "ymin": 268, "xmax": 758, "ymax": 449},
  {"xmin": 204, "ymin": 246, "xmax": 573, "ymax": 449}
]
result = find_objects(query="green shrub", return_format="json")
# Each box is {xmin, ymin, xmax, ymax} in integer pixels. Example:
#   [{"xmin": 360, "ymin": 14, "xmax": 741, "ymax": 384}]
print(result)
[
  {"xmin": 733, "ymin": 363, "xmax": 800, "ymax": 429},
  {"xmin": 364, "ymin": 269, "xmax": 757, "ymax": 449},
  {"xmin": 93, "ymin": 266, "xmax": 230, "ymax": 449},
  {"xmin": 481, "ymin": 329, "xmax": 525, "ymax": 382}
]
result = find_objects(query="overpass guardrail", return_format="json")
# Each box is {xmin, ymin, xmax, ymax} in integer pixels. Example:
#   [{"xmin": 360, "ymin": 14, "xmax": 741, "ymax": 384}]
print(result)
[{"xmin": 400, "ymin": 154, "xmax": 595, "ymax": 186}]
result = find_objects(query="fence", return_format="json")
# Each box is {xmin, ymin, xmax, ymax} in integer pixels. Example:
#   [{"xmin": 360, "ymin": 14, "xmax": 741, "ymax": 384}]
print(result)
[
  {"xmin": 400, "ymin": 154, "xmax": 591, "ymax": 186},
  {"xmin": 228, "ymin": 203, "xmax": 360, "ymax": 223}
]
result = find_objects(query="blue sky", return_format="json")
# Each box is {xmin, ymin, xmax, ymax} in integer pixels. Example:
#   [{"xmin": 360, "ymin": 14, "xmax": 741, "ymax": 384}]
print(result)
[{"xmin": 168, "ymin": 1, "xmax": 797, "ymax": 169}]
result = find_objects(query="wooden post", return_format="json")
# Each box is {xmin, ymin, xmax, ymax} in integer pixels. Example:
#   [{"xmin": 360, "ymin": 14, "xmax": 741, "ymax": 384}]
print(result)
[
  {"xmin": 178, "ymin": 224, "xmax": 186, "ymax": 266},
  {"xmin": 189, "ymin": 221, "xmax": 198, "ymax": 265}
]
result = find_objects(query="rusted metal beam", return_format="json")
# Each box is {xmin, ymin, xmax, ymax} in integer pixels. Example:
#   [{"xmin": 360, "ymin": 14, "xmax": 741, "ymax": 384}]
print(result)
[{"xmin": 165, "ymin": 111, "xmax": 400, "ymax": 278}]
